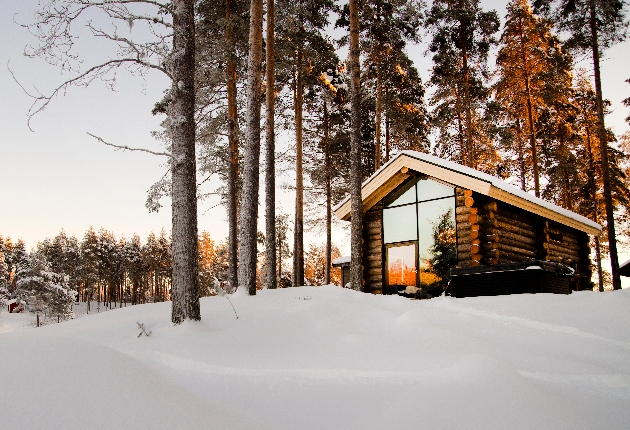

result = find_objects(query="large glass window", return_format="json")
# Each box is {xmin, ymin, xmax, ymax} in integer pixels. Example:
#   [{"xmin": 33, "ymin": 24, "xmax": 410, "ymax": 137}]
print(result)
[
  {"xmin": 382, "ymin": 176, "xmax": 457, "ymax": 297},
  {"xmin": 387, "ymin": 244, "xmax": 417, "ymax": 287},
  {"xmin": 383, "ymin": 204, "xmax": 417, "ymax": 244}
]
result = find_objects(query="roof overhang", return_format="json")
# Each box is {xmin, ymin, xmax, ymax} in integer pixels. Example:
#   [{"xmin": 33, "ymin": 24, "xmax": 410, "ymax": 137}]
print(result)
[{"xmin": 333, "ymin": 151, "xmax": 602, "ymax": 236}]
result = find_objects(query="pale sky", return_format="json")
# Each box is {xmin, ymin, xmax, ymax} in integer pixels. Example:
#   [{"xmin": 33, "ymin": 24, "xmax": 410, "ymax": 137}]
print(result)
[{"xmin": 1, "ymin": 0, "xmax": 629, "ymax": 272}]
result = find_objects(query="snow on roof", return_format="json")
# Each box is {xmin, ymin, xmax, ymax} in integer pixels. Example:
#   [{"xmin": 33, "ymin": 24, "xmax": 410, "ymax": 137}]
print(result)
[
  {"xmin": 619, "ymin": 258, "xmax": 630, "ymax": 276},
  {"xmin": 333, "ymin": 150, "xmax": 601, "ymax": 234},
  {"xmin": 332, "ymin": 256, "xmax": 351, "ymax": 266}
]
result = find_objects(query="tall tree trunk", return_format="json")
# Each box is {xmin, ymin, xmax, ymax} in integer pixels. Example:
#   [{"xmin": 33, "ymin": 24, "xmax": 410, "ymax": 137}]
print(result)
[
  {"xmin": 237, "ymin": 0, "xmax": 264, "ymax": 295},
  {"xmin": 589, "ymin": 2, "xmax": 620, "ymax": 290},
  {"xmin": 349, "ymin": 0, "xmax": 364, "ymax": 292},
  {"xmin": 264, "ymin": 0, "xmax": 277, "ymax": 290},
  {"xmin": 455, "ymin": 88, "xmax": 466, "ymax": 164},
  {"xmin": 375, "ymin": 60, "xmax": 382, "ymax": 171},
  {"xmin": 324, "ymin": 98, "xmax": 332, "ymax": 285},
  {"xmin": 517, "ymin": 123, "xmax": 527, "ymax": 191},
  {"xmin": 584, "ymin": 125, "xmax": 604, "ymax": 292},
  {"xmin": 170, "ymin": 0, "xmax": 200, "ymax": 323},
  {"xmin": 385, "ymin": 113, "xmax": 390, "ymax": 162},
  {"xmin": 460, "ymin": 14, "xmax": 475, "ymax": 168},
  {"xmin": 292, "ymin": 48, "xmax": 305, "ymax": 288},
  {"xmin": 277, "ymin": 227, "xmax": 283, "ymax": 286},
  {"xmin": 226, "ymin": 0, "xmax": 240, "ymax": 294},
  {"xmin": 519, "ymin": 19, "xmax": 540, "ymax": 197}
]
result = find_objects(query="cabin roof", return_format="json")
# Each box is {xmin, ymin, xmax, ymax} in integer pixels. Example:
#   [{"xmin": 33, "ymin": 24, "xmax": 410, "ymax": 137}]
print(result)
[{"xmin": 333, "ymin": 151, "xmax": 602, "ymax": 235}]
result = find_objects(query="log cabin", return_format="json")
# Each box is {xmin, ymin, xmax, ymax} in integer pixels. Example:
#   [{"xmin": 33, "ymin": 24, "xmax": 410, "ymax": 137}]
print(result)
[{"xmin": 333, "ymin": 151, "xmax": 602, "ymax": 298}]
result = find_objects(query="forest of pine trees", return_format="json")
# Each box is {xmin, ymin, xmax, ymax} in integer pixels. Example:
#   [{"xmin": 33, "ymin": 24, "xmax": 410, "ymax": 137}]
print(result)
[
  {"xmin": 0, "ymin": 230, "xmax": 342, "ymax": 324},
  {"xmin": 12, "ymin": 0, "xmax": 630, "ymax": 321}
]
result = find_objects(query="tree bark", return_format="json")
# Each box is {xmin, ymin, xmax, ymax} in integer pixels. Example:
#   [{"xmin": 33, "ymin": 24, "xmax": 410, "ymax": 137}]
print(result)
[
  {"xmin": 589, "ymin": 1, "xmax": 620, "ymax": 290},
  {"xmin": 385, "ymin": 113, "xmax": 390, "ymax": 162},
  {"xmin": 170, "ymin": 0, "xmax": 200, "ymax": 323},
  {"xmin": 264, "ymin": 0, "xmax": 277, "ymax": 290},
  {"xmin": 237, "ymin": 0, "xmax": 264, "ymax": 295},
  {"xmin": 324, "ymin": 98, "xmax": 332, "ymax": 285},
  {"xmin": 583, "ymin": 110, "xmax": 604, "ymax": 291},
  {"xmin": 292, "ymin": 46, "xmax": 305, "ymax": 288},
  {"xmin": 519, "ymin": 17, "xmax": 540, "ymax": 197},
  {"xmin": 460, "ymin": 3, "xmax": 475, "ymax": 168},
  {"xmin": 349, "ymin": 0, "xmax": 364, "ymax": 292},
  {"xmin": 375, "ymin": 60, "xmax": 382, "ymax": 171},
  {"xmin": 226, "ymin": 0, "xmax": 240, "ymax": 294}
]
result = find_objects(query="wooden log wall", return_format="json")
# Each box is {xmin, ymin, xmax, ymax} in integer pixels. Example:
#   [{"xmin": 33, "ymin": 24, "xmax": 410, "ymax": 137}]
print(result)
[
  {"xmin": 542, "ymin": 221, "xmax": 593, "ymax": 290},
  {"xmin": 362, "ymin": 202, "xmax": 383, "ymax": 294},
  {"xmin": 455, "ymin": 189, "xmax": 594, "ymax": 290}
]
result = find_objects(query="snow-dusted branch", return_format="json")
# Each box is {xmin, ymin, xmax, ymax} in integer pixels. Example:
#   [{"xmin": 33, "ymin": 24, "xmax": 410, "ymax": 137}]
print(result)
[
  {"xmin": 9, "ymin": 59, "xmax": 169, "ymax": 130},
  {"xmin": 87, "ymin": 132, "xmax": 173, "ymax": 158},
  {"xmin": 15, "ymin": 0, "xmax": 176, "ymax": 128}
]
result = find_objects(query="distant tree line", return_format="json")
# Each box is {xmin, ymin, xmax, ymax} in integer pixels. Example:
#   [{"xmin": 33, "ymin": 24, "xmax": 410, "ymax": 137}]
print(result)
[{"xmin": 0, "ymin": 229, "xmax": 341, "ymax": 323}]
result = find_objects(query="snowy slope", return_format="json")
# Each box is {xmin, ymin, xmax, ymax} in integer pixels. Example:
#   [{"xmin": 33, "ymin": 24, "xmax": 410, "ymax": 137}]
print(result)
[{"xmin": 1, "ymin": 286, "xmax": 629, "ymax": 429}]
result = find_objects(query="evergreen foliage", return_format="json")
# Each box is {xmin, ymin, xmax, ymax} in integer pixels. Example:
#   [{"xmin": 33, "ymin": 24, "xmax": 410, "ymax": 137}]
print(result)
[
  {"xmin": 426, "ymin": 0, "xmax": 501, "ymax": 170},
  {"xmin": 15, "ymin": 251, "xmax": 76, "ymax": 324}
]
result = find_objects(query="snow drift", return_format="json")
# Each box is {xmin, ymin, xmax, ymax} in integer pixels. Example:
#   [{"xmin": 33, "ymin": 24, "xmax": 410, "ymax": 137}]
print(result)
[{"xmin": 1, "ymin": 286, "xmax": 629, "ymax": 429}]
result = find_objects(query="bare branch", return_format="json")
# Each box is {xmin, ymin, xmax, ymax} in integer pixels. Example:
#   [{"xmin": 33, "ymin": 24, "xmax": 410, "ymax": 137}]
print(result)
[
  {"xmin": 9, "ymin": 59, "xmax": 170, "ymax": 129},
  {"xmin": 87, "ymin": 132, "xmax": 173, "ymax": 158}
]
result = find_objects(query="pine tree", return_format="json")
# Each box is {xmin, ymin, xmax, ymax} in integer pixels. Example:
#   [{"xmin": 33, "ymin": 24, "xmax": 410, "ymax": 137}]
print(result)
[
  {"xmin": 0, "ymin": 248, "xmax": 9, "ymax": 309},
  {"xmin": 304, "ymin": 243, "xmax": 342, "ymax": 286},
  {"xmin": 349, "ymin": 0, "xmax": 364, "ymax": 291},
  {"xmin": 198, "ymin": 231, "xmax": 218, "ymax": 296},
  {"xmin": 275, "ymin": 0, "xmax": 336, "ymax": 288},
  {"xmin": 533, "ymin": 0, "xmax": 629, "ymax": 289},
  {"xmin": 15, "ymin": 251, "xmax": 76, "ymax": 325},
  {"xmin": 304, "ymin": 64, "xmax": 351, "ymax": 285},
  {"xmin": 264, "ymin": 0, "xmax": 277, "ymax": 290},
  {"xmin": 495, "ymin": 0, "xmax": 573, "ymax": 196},
  {"xmin": 351, "ymin": 0, "xmax": 424, "ymax": 169},
  {"xmin": 426, "ymin": 0, "xmax": 500, "ymax": 168},
  {"xmin": 195, "ymin": 0, "xmax": 249, "ymax": 294},
  {"xmin": 238, "ymin": 0, "xmax": 264, "ymax": 295},
  {"xmin": 79, "ymin": 228, "xmax": 99, "ymax": 312},
  {"xmin": 381, "ymin": 50, "xmax": 429, "ymax": 159},
  {"xmin": 275, "ymin": 212, "xmax": 293, "ymax": 288},
  {"xmin": 572, "ymin": 71, "xmax": 630, "ymax": 289}
]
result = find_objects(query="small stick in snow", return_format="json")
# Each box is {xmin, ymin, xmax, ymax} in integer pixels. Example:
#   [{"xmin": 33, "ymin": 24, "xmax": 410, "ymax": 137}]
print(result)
[
  {"xmin": 216, "ymin": 283, "xmax": 238, "ymax": 319},
  {"xmin": 136, "ymin": 322, "xmax": 152, "ymax": 337}
]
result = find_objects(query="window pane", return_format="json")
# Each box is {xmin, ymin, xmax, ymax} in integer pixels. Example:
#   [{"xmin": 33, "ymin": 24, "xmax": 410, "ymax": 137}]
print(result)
[
  {"xmin": 387, "ymin": 245, "xmax": 417, "ymax": 286},
  {"xmin": 417, "ymin": 198, "xmax": 457, "ymax": 290},
  {"xmin": 383, "ymin": 205, "xmax": 418, "ymax": 244},
  {"xmin": 384, "ymin": 179, "xmax": 417, "ymax": 207},
  {"xmin": 416, "ymin": 178, "xmax": 454, "ymax": 202}
]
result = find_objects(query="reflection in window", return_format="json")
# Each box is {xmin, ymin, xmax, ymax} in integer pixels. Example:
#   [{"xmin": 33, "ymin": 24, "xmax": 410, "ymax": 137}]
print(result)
[
  {"xmin": 387, "ymin": 244, "xmax": 417, "ymax": 286},
  {"xmin": 383, "ymin": 204, "xmax": 417, "ymax": 244},
  {"xmin": 384, "ymin": 179, "xmax": 416, "ymax": 207},
  {"xmin": 416, "ymin": 178, "xmax": 454, "ymax": 202},
  {"xmin": 418, "ymin": 203, "xmax": 457, "ymax": 296},
  {"xmin": 381, "ymin": 176, "xmax": 458, "ymax": 298}
]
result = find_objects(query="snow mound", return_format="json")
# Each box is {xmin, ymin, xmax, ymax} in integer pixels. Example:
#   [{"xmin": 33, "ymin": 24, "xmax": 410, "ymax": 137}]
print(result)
[{"xmin": 2, "ymin": 286, "xmax": 630, "ymax": 429}]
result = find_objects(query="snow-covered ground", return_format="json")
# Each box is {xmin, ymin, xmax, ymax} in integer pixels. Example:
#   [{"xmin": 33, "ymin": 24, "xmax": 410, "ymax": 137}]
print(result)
[{"xmin": 1, "ymin": 286, "xmax": 629, "ymax": 429}]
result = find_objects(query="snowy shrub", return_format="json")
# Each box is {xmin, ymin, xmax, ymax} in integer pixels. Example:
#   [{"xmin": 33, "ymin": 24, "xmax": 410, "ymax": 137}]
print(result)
[
  {"xmin": 15, "ymin": 252, "xmax": 76, "ymax": 324},
  {"xmin": 0, "ymin": 250, "xmax": 9, "ymax": 308}
]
